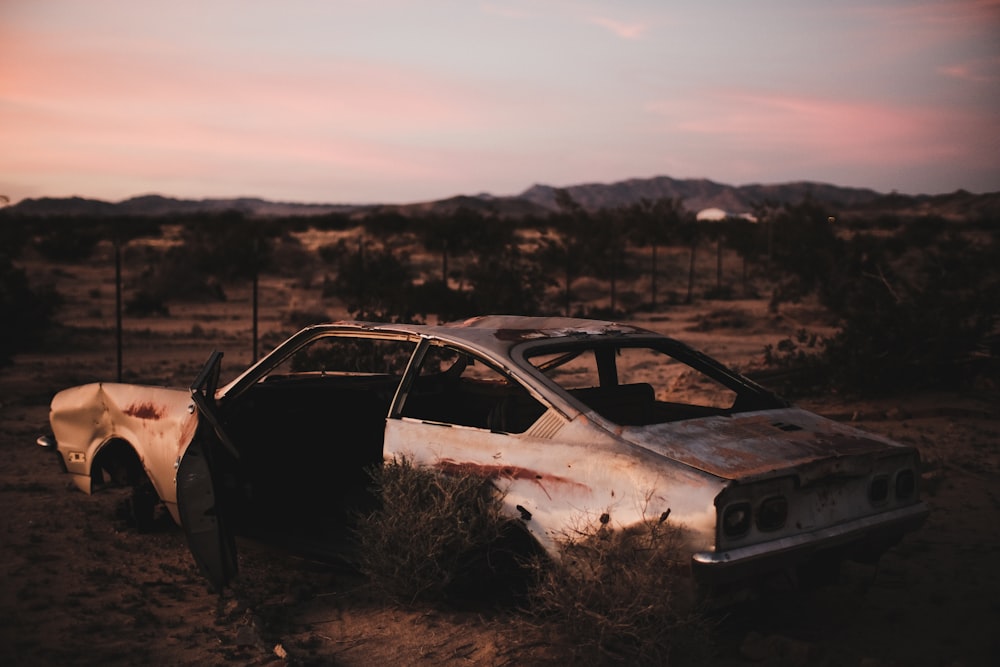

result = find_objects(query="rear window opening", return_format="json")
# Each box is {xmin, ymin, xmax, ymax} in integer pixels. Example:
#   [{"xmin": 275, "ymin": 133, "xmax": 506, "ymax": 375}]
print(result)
[{"xmin": 523, "ymin": 342, "xmax": 782, "ymax": 425}]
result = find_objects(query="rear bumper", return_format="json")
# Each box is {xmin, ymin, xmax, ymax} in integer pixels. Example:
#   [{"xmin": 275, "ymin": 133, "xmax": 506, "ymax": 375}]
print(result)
[{"xmin": 692, "ymin": 502, "xmax": 929, "ymax": 586}]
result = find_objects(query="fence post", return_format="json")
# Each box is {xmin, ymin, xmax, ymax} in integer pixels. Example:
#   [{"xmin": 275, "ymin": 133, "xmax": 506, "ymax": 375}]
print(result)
[{"xmin": 115, "ymin": 230, "xmax": 123, "ymax": 382}]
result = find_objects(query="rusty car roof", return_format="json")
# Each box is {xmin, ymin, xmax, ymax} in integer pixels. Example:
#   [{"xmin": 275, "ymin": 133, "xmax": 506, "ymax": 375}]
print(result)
[
  {"xmin": 324, "ymin": 315, "xmax": 657, "ymax": 351},
  {"xmin": 220, "ymin": 316, "xmax": 676, "ymax": 402}
]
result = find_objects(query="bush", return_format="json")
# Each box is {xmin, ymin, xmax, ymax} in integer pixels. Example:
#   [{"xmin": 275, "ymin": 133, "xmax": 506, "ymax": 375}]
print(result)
[
  {"xmin": 123, "ymin": 212, "xmax": 274, "ymax": 311},
  {"xmin": 0, "ymin": 210, "xmax": 30, "ymax": 258},
  {"xmin": 465, "ymin": 246, "xmax": 551, "ymax": 316},
  {"xmin": 282, "ymin": 308, "xmax": 332, "ymax": 330},
  {"xmin": 0, "ymin": 256, "xmax": 60, "ymax": 364},
  {"xmin": 34, "ymin": 226, "xmax": 103, "ymax": 262},
  {"xmin": 127, "ymin": 243, "xmax": 228, "ymax": 307},
  {"xmin": 177, "ymin": 211, "xmax": 276, "ymax": 280},
  {"xmin": 124, "ymin": 289, "xmax": 170, "ymax": 317},
  {"xmin": 762, "ymin": 226, "xmax": 998, "ymax": 395},
  {"xmin": 689, "ymin": 307, "xmax": 751, "ymax": 332},
  {"xmin": 702, "ymin": 284, "xmax": 737, "ymax": 301},
  {"xmin": 409, "ymin": 279, "xmax": 474, "ymax": 321},
  {"xmin": 268, "ymin": 235, "xmax": 318, "ymax": 281},
  {"xmin": 355, "ymin": 457, "xmax": 518, "ymax": 604},
  {"xmin": 527, "ymin": 514, "xmax": 713, "ymax": 666},
  {"xmin": 323, "ymin": 241, "xmax": 423, "ymax": 322},
  {"xmin": 758, "ymin": 329, "xmax": 829, "ymax": 397}
]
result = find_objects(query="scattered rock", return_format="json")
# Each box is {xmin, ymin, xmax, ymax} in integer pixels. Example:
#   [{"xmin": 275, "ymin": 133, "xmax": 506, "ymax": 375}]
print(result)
[{"xmin": 235, "ymin": 624, "xmax": 259, "ymax": 647}]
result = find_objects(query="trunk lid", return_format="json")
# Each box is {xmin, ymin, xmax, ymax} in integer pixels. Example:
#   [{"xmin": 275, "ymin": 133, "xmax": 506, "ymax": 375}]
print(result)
[{"xmin": 623, "ymin": 407, "xmax": 909, "ymax": 482}]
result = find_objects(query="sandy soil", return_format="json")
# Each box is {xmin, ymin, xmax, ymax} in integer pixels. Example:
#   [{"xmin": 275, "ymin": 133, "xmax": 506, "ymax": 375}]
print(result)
[{"xmin": 2, "ymin": 244, "xmax": 998, "ymax": 666}]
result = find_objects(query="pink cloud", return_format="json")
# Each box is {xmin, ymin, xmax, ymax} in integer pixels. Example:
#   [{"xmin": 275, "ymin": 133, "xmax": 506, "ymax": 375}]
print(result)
[
  {"xmin": 479, "ymin": 3, "xmax": 534, "ymax": 21},
  {"xmin": 938, "ymin": 56, "xmax": 1000, "ymax": 82},
  {"xmin": 645, "ymin": 91, "xmax": 982, "ymax": 168},
  {"xmin": 855, "ymin": 0, "xmax": 1000, "ymax": 32},
  {"xmin": 586, "ymin": 16, "xmax": 647, "ymax": 40},
  {"xmin": 0, "ymin": 23, "xmax": 524, "ymax": 200},
  {"xmin": 479, "ymin": 3, "xmax": 651, "ymax": 40},
  {"xmin": 846, "ymin": 1, "xmax": 1000, "ymax": 65},
  {"xmin": 3, "ymin": 27, "xmax": 485, "ymax": 133}
]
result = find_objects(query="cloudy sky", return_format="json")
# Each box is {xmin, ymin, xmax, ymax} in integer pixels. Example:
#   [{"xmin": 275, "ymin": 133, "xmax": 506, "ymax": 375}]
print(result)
[{"xmin": 2, "ymin": 0, "xmax": 998, "ymax": 205}]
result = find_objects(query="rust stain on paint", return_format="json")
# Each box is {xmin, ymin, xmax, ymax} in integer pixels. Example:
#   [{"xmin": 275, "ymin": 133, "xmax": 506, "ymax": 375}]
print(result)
[
  {"xmin": 435, "ymin": 458, "xmax": 590, "ymax": 500},
  {"xmin": 124, "ymin": 402, "xmax": 165, "ymax": 420}
]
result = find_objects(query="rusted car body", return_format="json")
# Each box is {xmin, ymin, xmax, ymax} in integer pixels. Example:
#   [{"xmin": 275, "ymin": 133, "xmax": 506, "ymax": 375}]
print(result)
[{"xmin": 38, "ymin": 316, "xmax": 928, "ymax": 591}]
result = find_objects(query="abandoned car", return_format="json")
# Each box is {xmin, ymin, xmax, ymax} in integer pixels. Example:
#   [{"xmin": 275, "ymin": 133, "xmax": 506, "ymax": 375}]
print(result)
[{"xmin": 38, "ymin": 316, "xmax": 928, "ymax": 591}]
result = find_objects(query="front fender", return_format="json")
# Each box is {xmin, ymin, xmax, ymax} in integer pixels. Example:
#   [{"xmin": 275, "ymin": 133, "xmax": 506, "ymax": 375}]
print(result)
[{"xmin": 48, "ymin": 382, "xmax": 199, "ymax": 505}]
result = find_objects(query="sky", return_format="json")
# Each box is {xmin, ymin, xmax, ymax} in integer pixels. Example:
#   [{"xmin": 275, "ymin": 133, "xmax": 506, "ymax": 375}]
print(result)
[{"xmin": 2, "ymin": 0, "xmax": 999, "ymax": 205}]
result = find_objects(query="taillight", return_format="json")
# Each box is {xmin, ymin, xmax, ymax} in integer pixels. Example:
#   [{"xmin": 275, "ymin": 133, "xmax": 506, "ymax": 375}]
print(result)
[
  {"xmin": 869, "ymin": 474, "xmax": 889, "ymax": 505},
  {"xmin": 756, "ymin": 496, "xmax": 788, "ymax": 532},
  {"xmin": 895, "ymin": 469, "xmax": 916, "ymax": 500},
  {"xmin": 722, "ymin": 502, "xmax": 752, "ymax": 538}
]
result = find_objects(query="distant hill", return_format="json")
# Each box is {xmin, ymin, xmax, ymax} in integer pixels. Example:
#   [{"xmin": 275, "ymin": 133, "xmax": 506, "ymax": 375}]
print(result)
[
  {"xmin": 516, "ymin": 176, "xmax": 884, "ymax": 214},
  {"xmin": 4, "ymin": 177, "xmax": 997, "ymax": 221},
  {"xmin": 5, "ymin": 194, "xmax": 361, "ymax": 218}
]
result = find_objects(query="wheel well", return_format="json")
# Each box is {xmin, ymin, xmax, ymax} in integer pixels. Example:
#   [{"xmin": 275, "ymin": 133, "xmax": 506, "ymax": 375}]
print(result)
[{"xmin": 91, "ymin": 439, "xmax": 150, "ymax": 491}]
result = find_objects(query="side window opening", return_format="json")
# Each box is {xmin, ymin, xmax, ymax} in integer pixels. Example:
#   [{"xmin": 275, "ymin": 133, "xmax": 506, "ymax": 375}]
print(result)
[
  {"xmin": 266, "ymin": 335, "xmax": 415, "ymax": 378},
  {"xmin": 400, "ymin": 345, "xmax": 546, "ymax": 434}
]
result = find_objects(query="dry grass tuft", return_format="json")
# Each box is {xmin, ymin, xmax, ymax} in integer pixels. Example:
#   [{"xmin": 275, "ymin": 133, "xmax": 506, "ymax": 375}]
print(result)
[
  {"xmin": 354, "ymin": 457, "xmax": 514, "ymax": 605},
  {"xmin": 527, "ymin": 515, "xmax": 714, "ymax": 666},
  {"xmin": 356, "ymin": 461, "xmax": 713, "ymax": 662}
]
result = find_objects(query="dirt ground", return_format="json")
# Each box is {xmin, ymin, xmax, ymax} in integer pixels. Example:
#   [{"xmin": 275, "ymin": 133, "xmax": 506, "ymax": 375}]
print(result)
[{"xmin": 1, "ymin": 244, "xmax": 999, "ymax": 666}]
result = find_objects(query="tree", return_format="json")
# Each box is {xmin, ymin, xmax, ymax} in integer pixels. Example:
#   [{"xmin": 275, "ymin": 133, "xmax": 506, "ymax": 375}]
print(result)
[
  {"xmin": 420, "ymin": 206, "xmax": 513, "ymax": 287},
  {"xmin": 179, "ymin": 211, "xmax": 275, "ymax": 281},
  {"xmin": 585, "ymin": 207, "xmax": 631, "ymax": 314},
  {"xmin": 627, "ymin": 198, "xmax": 684, "ymax": 310},
  {"xmin": 670, "ymin": 214, "xmax": 700, "ymax": 304},
  {"xmin": 723, "ymin": 216, "xmax": 764, "ymax": 297},
  {"xmin": 766, "ymin": 199, "xmax": 841, "ymax": 305},
  {"xmin": 465, "ymin": 242, "xmax": 551, "ymax": 316},
  {"xmin": 324, "ymin": 238, "xmax": 420, "ymax": 322},
  {"xmin": 539, "ymin": 190, "xmax": 592, "ymax": 316}
]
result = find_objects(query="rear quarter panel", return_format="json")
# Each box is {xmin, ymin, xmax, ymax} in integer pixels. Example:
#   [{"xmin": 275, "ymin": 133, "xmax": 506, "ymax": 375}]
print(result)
[{"xmin": 384, "ymin": 413, "xmax": 725, "ymax": 557}]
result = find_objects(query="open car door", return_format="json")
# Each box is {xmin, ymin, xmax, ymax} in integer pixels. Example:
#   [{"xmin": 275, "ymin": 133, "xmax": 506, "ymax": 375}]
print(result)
[{"xmin": 178, "ymin": 351, "xmax": 239, "ymax": 591}]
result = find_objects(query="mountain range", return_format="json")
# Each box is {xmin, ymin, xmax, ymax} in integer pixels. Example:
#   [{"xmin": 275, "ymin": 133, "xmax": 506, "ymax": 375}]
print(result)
[{"xmin": 4, "ymin": 175, "xmax": 998, "ymax": 220}]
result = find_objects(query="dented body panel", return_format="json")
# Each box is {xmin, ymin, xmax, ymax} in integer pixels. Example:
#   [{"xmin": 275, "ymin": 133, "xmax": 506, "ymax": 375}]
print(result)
[
  {"xmin": 39, "ymin": 316, "xmax": 928, "ymax": 591},
  {"xmin": 47, "ymin": 382, "xmax": 197, "ymax": 521}
]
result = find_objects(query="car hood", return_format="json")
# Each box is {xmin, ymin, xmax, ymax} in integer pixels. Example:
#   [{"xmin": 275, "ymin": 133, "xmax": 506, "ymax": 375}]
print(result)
[{"xmin": 621, "ymin": 407, "xmax": 909, "ymax": 483}]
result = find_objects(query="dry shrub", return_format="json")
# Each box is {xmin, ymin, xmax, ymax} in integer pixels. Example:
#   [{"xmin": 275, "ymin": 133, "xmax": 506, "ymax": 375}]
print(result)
[
  {"xmin": 283, "ymin": 307, "xmax": 332, "ymax": 329},
  {"xmin": 0, "ymin": 256, "xmax": 60, "ymax": 364},
  {"xmin": 688, "ymin": 306, "xmax": 751, "ymax": 332},
  {"xmin": 528, "ymin": 515, "xmax": 714, "ymax": 666},
  {"xmin": 355, "ymin": 457, "xmax": 515, "ymax": 604}
]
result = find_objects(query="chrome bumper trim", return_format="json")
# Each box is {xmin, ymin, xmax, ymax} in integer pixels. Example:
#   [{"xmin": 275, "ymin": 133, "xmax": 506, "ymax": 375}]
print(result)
[{"xmin": 693, "ymin": 502, "xmax": 929, "ymax": 578}]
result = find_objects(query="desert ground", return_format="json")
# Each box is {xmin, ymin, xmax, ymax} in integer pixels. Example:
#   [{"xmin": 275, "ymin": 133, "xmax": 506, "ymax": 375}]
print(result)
[{"xmin": 1, "ymin": 236, "xmax": 998, "ymax": 666}]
